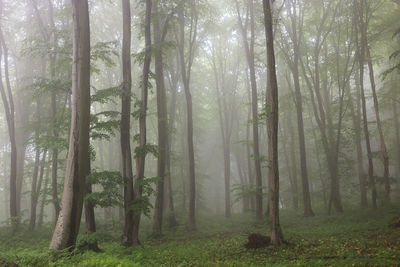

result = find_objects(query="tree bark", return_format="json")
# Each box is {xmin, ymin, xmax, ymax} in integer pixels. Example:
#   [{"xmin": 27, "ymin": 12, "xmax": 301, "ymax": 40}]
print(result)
[
  {"xmin": 364, "ymin": 38, "xmax": 390, "ymax": 202},
  {"xmin": 235, "ymin": 0, "xmax": 263, "ymax": 220},
  {"xmin": 50, "ymin": 0, "xmax": 91, "ymax": 250},
  {"xmin": 120, "ymin": 0, "xmax": 135, "ymax": 247},
  {"xmin": 38, "ymin": 154, "xmax": 50, "ymax": 227},
  {"xmin": 263, "ymin": 0, "xmax": 283, "ymax": 245},
  {"xmin": 348, "ymin": 74, "xmax": 368, "ymax": 208},
  {"xmin": 0, "ymin": 1, "xmax": 18, "ymax": 229},
  {"xmin": 152, "ymin": 0, "xmax": 169, "ymax": 236},
  {"xmin": 132, "ymin": 0, "xmax": 152, "ymax": 245},
  {"xmin": 355, "ymin": 0, "xmax": 377, "ymax": 209},
  {"xmin": 177, "ymin": 2, "xmax": 197, "ymax": 231}
]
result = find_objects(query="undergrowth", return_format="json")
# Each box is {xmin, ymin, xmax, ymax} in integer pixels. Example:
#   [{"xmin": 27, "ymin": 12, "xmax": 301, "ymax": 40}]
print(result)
[{"xmin": 0, "ymin": 204, "xmax": 399, "ymax": 266}]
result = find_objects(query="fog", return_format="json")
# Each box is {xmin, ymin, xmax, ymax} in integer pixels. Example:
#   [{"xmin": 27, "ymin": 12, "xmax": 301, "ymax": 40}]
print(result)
[{"xmin": 0, "ymin": 0, "xmax": 399, "ymax": 264}]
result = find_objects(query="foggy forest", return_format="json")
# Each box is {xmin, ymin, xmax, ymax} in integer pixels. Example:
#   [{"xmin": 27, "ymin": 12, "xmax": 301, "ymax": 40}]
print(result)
[{"xmin": 0, "ymin": 0, "xmax": 399, "ymax": 266}]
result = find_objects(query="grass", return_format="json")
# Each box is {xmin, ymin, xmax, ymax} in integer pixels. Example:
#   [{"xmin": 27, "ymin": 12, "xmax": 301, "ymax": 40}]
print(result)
[{"xmin": 0, "ymin": 204, "xmax": 399, "ymax": 266}]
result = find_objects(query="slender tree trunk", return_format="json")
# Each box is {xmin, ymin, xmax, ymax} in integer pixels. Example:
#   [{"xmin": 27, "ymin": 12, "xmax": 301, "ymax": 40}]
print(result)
[
  {"xmin": 263, "ymin": 0, "xmax": 283, "ymax": 245},
  {"xmin": 392, "ymin": 79, "xmax": 400, "ymax": 178},
  {"xmin": 50, "ymin": 0, "xmax": 91, "ymax": 250},
  {"xmin": 84, "ymin": 160, "xmax": 99, "ymax": 251},
  {"xmin": 178, "ymin": 5, "xmax": 197, "ymax": 231},
  {"xmin": 165, "ymin": 61, "xmax": 178, "ymax": 228},
  {"xmin": 47, "ymin": 0, "xmax": 61, "ymax": 221},
  {"xmin": 365, "ymin": 44, "xmax": 390, "ymax": 202},
  {"xmin": 355, "ymin": 0, "xmax": 377, "ymax": 209},
  {"xmin": 29, "ymin": 105, "xmax": 41, "ymax": 230},
  {"xmin": 0, "ymin": 4, "xmax": 18, "ymax": 229},
  {"xmin": 245, "ymin": 72, "xmax": 255, "ymax": 211},
  {"xmin": 235, "ymin": 0, "xmax": 263, "ymax": 220},
  {"xmin": 284, "ymin": 0, "xmax": 314, "ymax": 217},
  {"xmin": 152, "ymin": 0, "xmax": 169, "ymax": 235},
  {"xmin": 120, "ymin": 0, "xmax": 135, "ymax": 247},
  {"xmin": 38, "ymin": 154, "xmax": 50, "ymax": 227},
  {"xmin": 132, "ymin": 0, "xmax": 152, "ymax": 245},
  {"xmin": 286, "ymin": 111, "xmax": 299, "ymax": 210},
  {"xmin": 348, "ymin": 75, "xmax": 368, "ymax": 207}
]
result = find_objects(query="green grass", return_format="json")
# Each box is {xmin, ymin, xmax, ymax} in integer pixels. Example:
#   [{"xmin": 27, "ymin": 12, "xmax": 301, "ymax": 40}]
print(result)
[{"xmin": 1, "ymin": 204, "xmax": 399, "ymax": 266}]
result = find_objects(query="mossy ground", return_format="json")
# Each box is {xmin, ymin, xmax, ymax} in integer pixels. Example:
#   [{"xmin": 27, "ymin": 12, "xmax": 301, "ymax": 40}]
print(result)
[{"xmin": 0, "ymin": 204, "xmax": 399, "ymax": 266}]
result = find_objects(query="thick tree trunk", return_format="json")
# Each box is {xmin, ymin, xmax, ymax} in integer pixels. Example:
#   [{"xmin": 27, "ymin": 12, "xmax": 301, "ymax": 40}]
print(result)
[
  {"xmin": 263, "ymin": 0, "xmax": 283, "ymax": 246},
  {"xmin": 50, "ymin": 0, "xmax": 91, "ymax": 250}
]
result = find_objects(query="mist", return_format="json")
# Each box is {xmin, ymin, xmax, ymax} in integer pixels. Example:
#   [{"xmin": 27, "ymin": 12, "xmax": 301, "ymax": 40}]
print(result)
[{"xmin": 0, "ymin": 0, "xmax": 399, "ymax": 266}]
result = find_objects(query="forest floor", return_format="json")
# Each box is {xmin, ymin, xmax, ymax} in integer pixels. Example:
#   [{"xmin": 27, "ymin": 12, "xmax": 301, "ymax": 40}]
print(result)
[{"xmin": 0, "ymin": 204, "xmax": 399, "ymax": 266}]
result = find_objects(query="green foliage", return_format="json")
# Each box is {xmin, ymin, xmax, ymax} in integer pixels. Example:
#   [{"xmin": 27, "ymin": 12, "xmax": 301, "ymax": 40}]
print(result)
[
  {"xmin": 1, "ymin": 206, "xmax": 400, "ymax": 266},
  {"xmin": 129, "ymin": 177, "xmax": 161, "ymax": 217},
  {"xmin": 85, "ymin": 171, "xmax": 123, "ymax": 208},
  {"xmin": 91, "ymin": 41, "xmax": 119, "ymax": 74},
  {"xmin": 231, "ymin": 184, "xmax": 267, "ymax": 206},
  {"xmin": 75, "ymin": 232, "xmax": 111, "ymax": 252},
  {"xmin": 133, "ymin": 136, "xmax": 159, "ymax": 158},
  {"xmin": 381, "ymin": 28, "xmax": 400, "ymax": 79},
  {"xmin": 90, "ymin": 114, "xmax": 120, "ymax": 141}
]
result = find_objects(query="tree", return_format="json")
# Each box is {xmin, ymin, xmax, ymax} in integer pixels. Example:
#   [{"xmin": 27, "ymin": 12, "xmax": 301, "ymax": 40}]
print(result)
[
  {"xmin": 120, "ymin": 0, "xmax": 135, "ymax": 247},
  {"xmin": 152, "ymin": 0, "xmax": 170, "ymax": 235},
  {"xmin": 354, "ymin": 0, "xmax": 377, "ymax": 209},
  {"xmin": 262, "ymin": 0, "xmax": 283, "ymax": 246},
  {"xmin": 50, "ymin": 0, "xmax": 91, "ymax": 250},
  {"xmin": 358, "ymin": 0, "xmax": 390, "ymax": 202},
  {"xmin": 0, "ymin": 0, "xmax": 18, "ymax": 229},
  {"xmin": 132, "ymin": 0, "xmax": 152, "ymax": 245},
  {"xmin": 235, "ymin": 0, "xmax": 263, "ymax": 220},
  {"xmin": 177, "ymin": 0, "xmax": 198, "ymax": 231},
  {"xmin": 279, "ymin": 0, "xmax": 314, "ymax": 216}
]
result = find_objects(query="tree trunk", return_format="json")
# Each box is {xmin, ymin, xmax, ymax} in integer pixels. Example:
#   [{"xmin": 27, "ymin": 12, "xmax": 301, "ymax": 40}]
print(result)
[
  {"xmin": 120, "ymin": 0, "xmax": 135, "ymax": 247},
  {"xmin": 178, "ymin": 4, "xmax": 197, "ymax": 231},
  {"xmin": 348, "ymin": 75, "xmax": 368, "ymax": 208},
  {"xmin": 235, "ymin": 0, "xmax": 263, "ymax": 220},
  {"xmin": 50, "ymin": 0, "xmax": 91, "ymax": 250},
  {"xmin": 365, "ymin": 44, "xmax": 390, "ymax": 202},
  {"xmin": 0, "ymin": 5, "xmax": 18, "ymax": 229},
  {"xmin": 38, "ymin": 154, "xmax": 50, "ymax": 227},
  {"xmin": 263, "ymin": 0, "xmax": 283, "ymax": 245},
  {"xmin": 29, "ymin": 122, "xmax": 41, "ymax": 230},
  {"xmin": 285, "ymin": 110, "xmax": 299, "ymax": 210},
  {"xmin": 284, "ymin": 0, "xmax": 314, "ymax": 217},
  {"xmin": 84, "ymin": 160, "xmax": 99, "ymax": 251},
  {"xmin": 355, "ymin": 0, "xmax": 377, "ymax": 209},
  {"xmin": 392, "ymin": 79, "xmax": 400, "ymax": 179},
  {"xmin": 132, "ymin": 0, "xmax": 152, "ymax": 245},
  {"xmin": 165, "ymin": 59, "xmax": 179, "ymax": 228},
  {"xmin": 152, "ymin": 0, "xmax": 169, "ymax": 236},
  {"xmin": 47, "ymin": 0, "xmax": 61, "ymax": 221}
]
